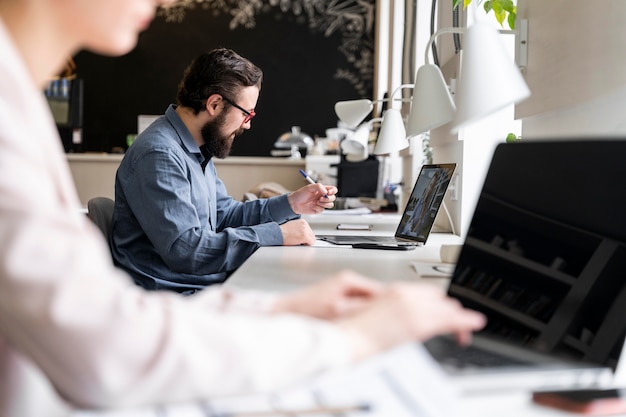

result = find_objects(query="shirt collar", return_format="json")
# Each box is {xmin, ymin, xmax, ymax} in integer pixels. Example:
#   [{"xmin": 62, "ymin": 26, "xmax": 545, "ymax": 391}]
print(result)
[{"xmin": 164, "ymin": 104, "xmax": 201, "ymax": 156}]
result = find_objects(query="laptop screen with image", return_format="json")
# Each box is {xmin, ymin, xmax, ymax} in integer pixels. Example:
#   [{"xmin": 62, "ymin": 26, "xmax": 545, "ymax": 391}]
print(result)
[
  {"xmin": 395, "ymin": 163, "xmax": 456, "ymax": 242},
  {"xmin": 317, "ymin": 163, "xmax": 455, "ymax": 246}
]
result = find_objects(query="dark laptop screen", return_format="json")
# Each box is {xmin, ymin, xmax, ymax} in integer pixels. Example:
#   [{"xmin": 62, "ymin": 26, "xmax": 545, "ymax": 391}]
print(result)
[{"xmin": 450, "ymin": 140, "xmax": 626, "ymax": 370}]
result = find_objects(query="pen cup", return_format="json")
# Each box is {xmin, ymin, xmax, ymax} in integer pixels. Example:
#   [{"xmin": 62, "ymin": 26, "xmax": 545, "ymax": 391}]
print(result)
[{"xmin": 440, "ymin": 244, "xmax": 462, "ymax": 264}]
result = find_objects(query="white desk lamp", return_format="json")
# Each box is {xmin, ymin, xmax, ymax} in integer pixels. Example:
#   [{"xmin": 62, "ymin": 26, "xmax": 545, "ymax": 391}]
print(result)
[
  {"xmin": 340, "ymin": 124, "xmax": 370, "ymax": 162},
  {"xmin": 335, "ymin": 84, "xmax": 412, "ymax": 161},
  {"xmin": 334, "ymin": 99, "xmax": 380, "ymax": 129},
  {"xmin": 406, "ymin": 28, "xmax": 461, "ymax": 137},
  {"xmin": 406, "ymin": 22, "xmax": 530, "ymax": 137},
  {"xmin": 340, "ymin": 117, "xmax": 383, "ymax": 162},
  {"xmin": 374, "ymin": 108, "xmax": 408, "ymax": 154},
  {"xmin": 451, "ymin": 21, "xmax": 530, "ymax": 132}
]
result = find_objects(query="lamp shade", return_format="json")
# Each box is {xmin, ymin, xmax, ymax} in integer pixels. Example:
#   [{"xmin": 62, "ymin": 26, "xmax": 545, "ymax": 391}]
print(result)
[
  {"xmin": 373, "ymin": 109, "xmax": 409, "ymax": 155},
  {"xmin": 452, "ymin": 21, "xmax": 531, "ymax": 131},
  {"xmin": 406, "ymin": 64, "xmax": 456, "ymax": 137},
  {"xmin": 344, "ymin": 146, "xmax": 369, "ymax": 162},
  {"xmin": 341, "ymin": 124, "xmax": 370, "ymax": 157},
  {"xmin": 334, "ymin": 99, "xmax": 374, "ymax": 128}
]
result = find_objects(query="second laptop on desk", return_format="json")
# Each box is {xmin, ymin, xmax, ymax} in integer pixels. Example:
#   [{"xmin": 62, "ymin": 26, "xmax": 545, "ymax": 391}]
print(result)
[
  {"xmin": 424, "ymin": 140, "xmax": 626, "ymax": 394},
  {"xmin": 316, "ymin": 163, "xmax": 456, "ymax": 247}
]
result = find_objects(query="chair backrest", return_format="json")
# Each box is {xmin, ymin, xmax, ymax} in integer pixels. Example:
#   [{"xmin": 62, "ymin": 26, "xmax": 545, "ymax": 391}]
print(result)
[{"xmin": 87, "ymin": 197, "xmax": 115, "ymax": 242}]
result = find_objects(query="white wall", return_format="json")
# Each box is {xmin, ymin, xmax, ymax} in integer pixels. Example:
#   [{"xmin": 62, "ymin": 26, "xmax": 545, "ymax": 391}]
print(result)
[{"xmin": 516, "ymin": 0, "xmax": 626, "ymax": 138}]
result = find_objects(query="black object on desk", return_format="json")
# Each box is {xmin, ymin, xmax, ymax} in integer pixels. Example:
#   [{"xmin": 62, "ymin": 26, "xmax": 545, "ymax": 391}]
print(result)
[
  {"xmin": 334, "ymin": 155, "xmax": 380, "ymax": 198},
  {"xmin": 352, "ymin": 243, "xmax": 416, "ymax": 251}
]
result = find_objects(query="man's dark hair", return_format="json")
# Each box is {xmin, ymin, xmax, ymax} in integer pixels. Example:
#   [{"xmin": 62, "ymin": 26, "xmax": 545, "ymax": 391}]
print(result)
[{"xmin": 177, "ymin": 48, "xmax": 263, "ymax": 114}]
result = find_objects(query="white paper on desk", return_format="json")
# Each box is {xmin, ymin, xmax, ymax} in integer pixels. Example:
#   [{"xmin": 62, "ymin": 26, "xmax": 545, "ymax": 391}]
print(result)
[
  {"xmin": 306, "ymin": 343, "xmax": 462, "ymax": 417},
  {"xmin": 410, "ymin": 261, "xmax": 455, "ymax": 279},
  {"xmin": 312, "ymin": 239, "xmax": 336, "ymax": 247},
  {"xmin": 320, "ymin": 207, "xmax": 372, "ymax": 215},
  {"xmin": 72, "ymin": 344, "xmax": 462, "ymax": 417}
]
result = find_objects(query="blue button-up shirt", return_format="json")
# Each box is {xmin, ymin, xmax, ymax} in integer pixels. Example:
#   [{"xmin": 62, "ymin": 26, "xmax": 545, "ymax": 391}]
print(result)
[{"xmin": 111, "ymin": 105, "xmax": 298, "ymax": 292}]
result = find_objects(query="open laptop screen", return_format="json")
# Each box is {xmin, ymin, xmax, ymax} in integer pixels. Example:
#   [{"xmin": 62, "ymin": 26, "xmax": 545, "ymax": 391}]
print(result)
[
  {"xmin": 450, "ymin": 140, "xmax": 626, "ymax": 371},
  {"xmin": 395, "ymin": 163, "xmax": 456, "ymax": 242}
]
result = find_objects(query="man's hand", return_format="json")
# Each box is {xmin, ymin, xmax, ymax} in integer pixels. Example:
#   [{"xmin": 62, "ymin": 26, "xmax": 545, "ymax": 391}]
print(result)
[
  {"xmin": 279, "ymin": 218, "xmax": 316, "ymax": 245},
  {"xmin": 272, "ymin": 270, "xmax": 384, "ymax": 319},
  {"xmin": 288, "ymin": 183, "xmax": 337, "ymax": 214}
]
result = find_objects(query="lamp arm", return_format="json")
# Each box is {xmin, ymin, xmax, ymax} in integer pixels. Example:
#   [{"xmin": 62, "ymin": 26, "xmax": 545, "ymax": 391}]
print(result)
[
  {"xmin": 424, "ymin": 27, "xmax": 466, "ymax": 64},
  {"xmin": 390, "ymin": 83, "xmax": 415, "ymax": 100},
  {"xmin": 365, "ymin": 117, "xmax": 383, "ymax": 129},
  {"xmin": 371, "ymin": 96, "xmax": 410, "ymax": 105}
]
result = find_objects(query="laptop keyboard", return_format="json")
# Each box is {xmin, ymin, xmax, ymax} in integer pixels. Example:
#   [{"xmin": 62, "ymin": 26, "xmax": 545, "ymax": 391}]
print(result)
[{"xmin": 424, "ymin": 337, "xmax": 529, "ymax": 369}]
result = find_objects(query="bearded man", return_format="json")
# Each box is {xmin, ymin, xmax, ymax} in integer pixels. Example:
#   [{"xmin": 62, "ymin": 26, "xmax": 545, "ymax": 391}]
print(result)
[{"xmin": 111, "ymin": 48, "xmax": 336, "ymax": 294}]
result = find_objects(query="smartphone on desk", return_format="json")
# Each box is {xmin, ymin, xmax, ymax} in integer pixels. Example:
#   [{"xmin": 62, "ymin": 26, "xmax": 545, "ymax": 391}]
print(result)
[
  {"xmin": 351, "ymin": 243, "xmax": 416, "ymax": 251},
  {"xmin": 533, "ymin": 388, "xmax": 626, "ymax": 415},
  {"xmin": 336, "ymin": 224, "xmax": 373, "ymax": 231}
]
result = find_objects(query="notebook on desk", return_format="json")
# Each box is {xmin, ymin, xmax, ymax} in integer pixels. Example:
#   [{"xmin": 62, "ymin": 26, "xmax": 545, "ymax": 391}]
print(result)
[
  {"xmin": 317, "ymin": 163, "xmax": 456, "ymax": 246},
  {"xmin": 424, "ymin": 140, "xmax": 626, "ymax": 394}
]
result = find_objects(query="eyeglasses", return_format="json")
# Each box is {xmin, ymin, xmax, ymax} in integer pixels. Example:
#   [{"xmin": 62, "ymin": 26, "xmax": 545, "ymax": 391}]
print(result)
[{"xmin": 222, "ymin": 96, "xmax": 256, "ymax": 125}]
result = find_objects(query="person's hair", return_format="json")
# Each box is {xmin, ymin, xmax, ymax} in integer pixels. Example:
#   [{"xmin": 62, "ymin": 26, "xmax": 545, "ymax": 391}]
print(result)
[{"xmin": 177, "ymin": 48, "xmax": 263, "ymax": 114}]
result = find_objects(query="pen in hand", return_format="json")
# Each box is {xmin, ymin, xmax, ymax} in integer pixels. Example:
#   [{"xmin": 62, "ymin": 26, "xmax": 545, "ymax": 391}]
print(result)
[{"xmin": 299, "ymin": 169, "xmax": 329, "ymax": 199}]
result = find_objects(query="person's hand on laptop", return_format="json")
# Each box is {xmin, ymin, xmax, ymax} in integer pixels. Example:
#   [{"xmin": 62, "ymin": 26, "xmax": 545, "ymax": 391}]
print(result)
[
  {"xmin": 272, "ymin": 271, "xmax": 486, "ymax": 362},
  {"xmin": 272, "ymin": 270, "xmax": 384, "ymax": 319},
  {"xmin": 335, "ymin": 281, "xmax": 487, "ymax": 362}
]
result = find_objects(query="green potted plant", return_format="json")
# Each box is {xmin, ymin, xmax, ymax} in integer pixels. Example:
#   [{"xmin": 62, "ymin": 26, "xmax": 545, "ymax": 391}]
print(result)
[{"xmin": 454, "ymin": 0, "xmax": 517, "ymax": 29}]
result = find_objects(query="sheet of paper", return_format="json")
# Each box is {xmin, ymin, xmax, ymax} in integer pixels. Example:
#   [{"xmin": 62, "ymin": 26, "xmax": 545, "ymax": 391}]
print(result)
[
  {"xmin": 409, "ymin": 261, "xmax": 455, "ymax": 279},
  {"xmin": 312, "ymin": 239, "xmax": 337, "ymax": 247},
  {"xmin": 320, "ymin": 207, "xmax": 372, "ymax": 215}
]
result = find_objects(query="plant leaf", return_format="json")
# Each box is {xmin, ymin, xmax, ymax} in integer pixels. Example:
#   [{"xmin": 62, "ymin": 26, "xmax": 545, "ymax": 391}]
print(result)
[
  {"xmin": 507, "ymin": 11, "xmax": 516, "ymax": 29},
  {"xmin": 500, "ymin": 0, "xmax": 516, "ymax": 13},
  {"xmin": 506, "ymin": 133, "xmax": 519, "ymax": 143},
  {"xmin": 494, "ymin": 10, "xmax": 506, "ymax": 26},
  {"xmin": 456, "ymin": 0, "xmax": 517, "ymax": 29}
]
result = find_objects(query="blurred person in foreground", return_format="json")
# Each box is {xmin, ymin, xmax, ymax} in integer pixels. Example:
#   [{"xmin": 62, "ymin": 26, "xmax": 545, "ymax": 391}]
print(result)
[{"xmin": 0, "ymin": 0, "xmax": 486, "ymax": 416}]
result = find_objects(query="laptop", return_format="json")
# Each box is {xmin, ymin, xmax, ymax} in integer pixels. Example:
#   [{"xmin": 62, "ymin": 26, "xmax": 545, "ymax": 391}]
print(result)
[
  {"xmin": 424, "ymin": 139, "xmax": 626, "ymax": 394},
  {"xmin": 317, "ymin": 163, "xmax": 456, "ymax": 246}
]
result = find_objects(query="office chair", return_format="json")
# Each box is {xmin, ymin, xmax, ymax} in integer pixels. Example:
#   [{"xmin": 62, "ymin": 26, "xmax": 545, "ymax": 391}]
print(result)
[{"xmin": 87, "ymin": 197, "xmax": 115, "ymax": 243}]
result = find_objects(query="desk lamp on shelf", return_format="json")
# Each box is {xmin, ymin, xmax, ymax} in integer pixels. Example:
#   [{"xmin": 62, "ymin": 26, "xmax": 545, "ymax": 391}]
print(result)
[
  {"xmin": 332, "ymin": 85, "xmax": 413, "ymax": 209},
  {"xmin": 336, "ymin": 20, "xmax": 531, "ymax": 144},
  {"xmin": 332, "ymin": 17, "xmax": 530, "ymax": 230},
  {"xmin": 334, "ymin": 84, "xmax": 414, "ymax": 158},
  {"xmin": 408, "ymin": 22, "xmax": 530, "ymax": 137}
]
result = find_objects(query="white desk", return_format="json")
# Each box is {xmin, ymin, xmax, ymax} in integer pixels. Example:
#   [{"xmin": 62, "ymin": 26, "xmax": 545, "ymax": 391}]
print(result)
[
  {"xmin": 225, "ymin": 233, "xmax": 459, "ymax": 293},
  {"xmin": 224, "ymin": 214, "xmax": 571, "ymax": 417},
  {"xmin": 75, "ymin": 214, "xmax": 569, "ymax": 417},
  {"xmin": 225, "ymin": 212, "xmax": 462, "ymax": 293}
]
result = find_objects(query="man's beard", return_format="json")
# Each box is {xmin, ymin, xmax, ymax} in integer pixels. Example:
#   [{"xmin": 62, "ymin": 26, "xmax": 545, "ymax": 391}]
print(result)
[{"xmin": 200, "ymin": 113, "xmax": 244, "ymax": 159}]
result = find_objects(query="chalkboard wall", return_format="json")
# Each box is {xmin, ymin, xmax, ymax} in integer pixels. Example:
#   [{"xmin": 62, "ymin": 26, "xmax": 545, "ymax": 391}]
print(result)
[{"xmin": 73, "ymin": 1, "xmax": 375, "ymax": 156}]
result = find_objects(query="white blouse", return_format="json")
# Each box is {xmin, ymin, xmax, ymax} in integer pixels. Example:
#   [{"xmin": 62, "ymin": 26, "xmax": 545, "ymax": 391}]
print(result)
[{"xmin": 0, "ymin": 18, "xmax": 349, "ymax": 417}]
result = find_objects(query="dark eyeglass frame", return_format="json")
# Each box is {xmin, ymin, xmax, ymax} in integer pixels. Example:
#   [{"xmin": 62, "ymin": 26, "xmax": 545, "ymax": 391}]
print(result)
[{"xmin": 221, "ymin": 96, "xmax": 256, "ymax": 124}]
